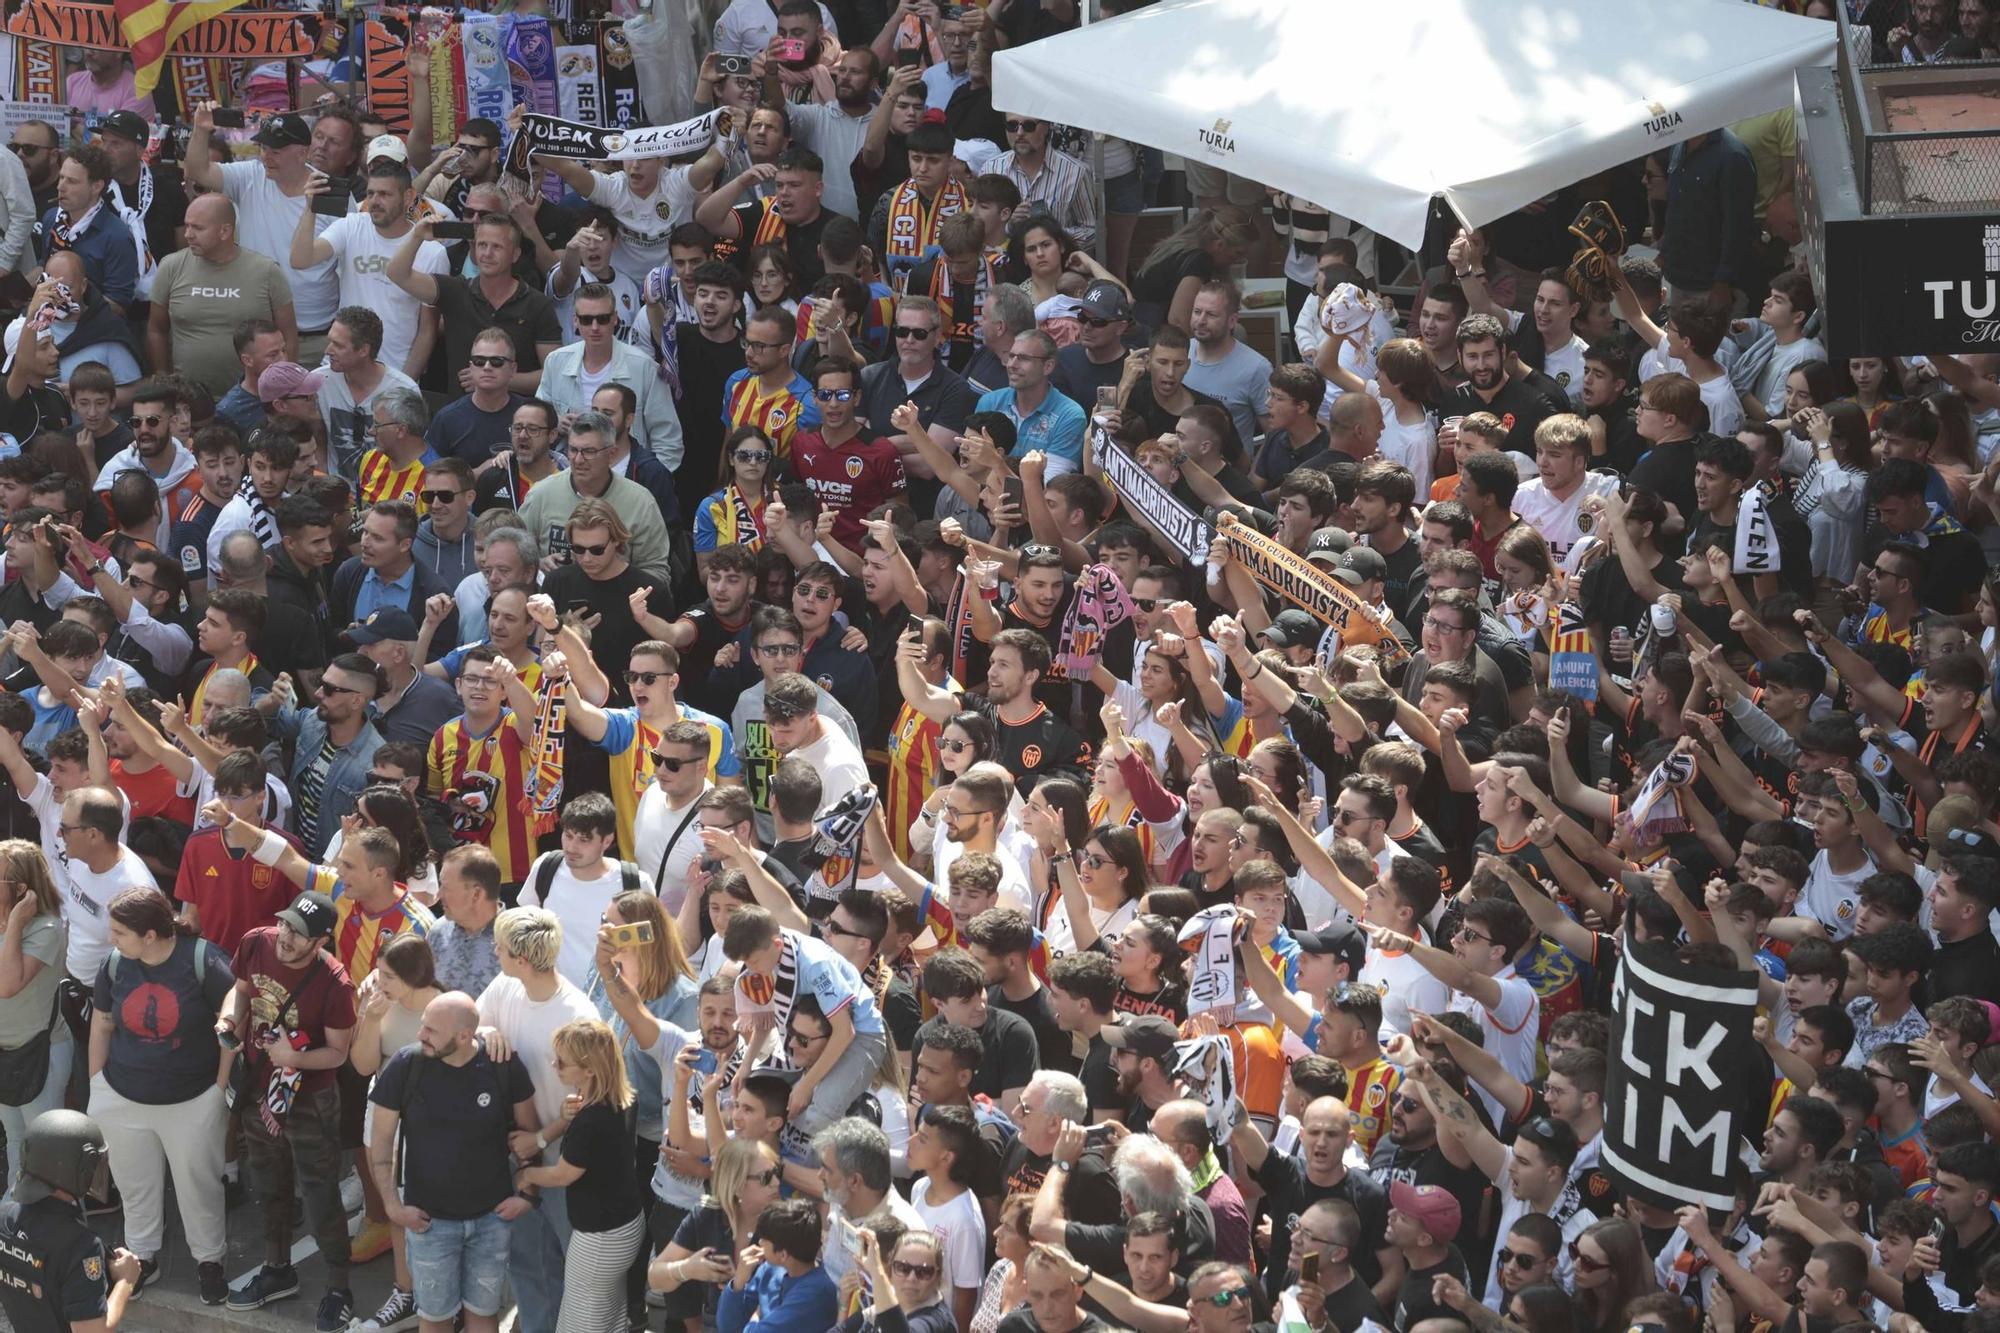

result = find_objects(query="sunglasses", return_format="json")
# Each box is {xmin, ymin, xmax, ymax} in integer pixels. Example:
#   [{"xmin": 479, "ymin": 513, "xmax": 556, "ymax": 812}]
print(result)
[
  {"xmin": 734, "ymin": 448, "xmax": 771, "ymax": 464},
  {"xmin": 365, "ymin": 771, "xmax": 402, "ymax": 785},
  {"xmin": 892, "ymin": 325, "xmax": 935, "ymax": 340},
  {"xmin": 750, "ymin": 1168, "xmax": 781, "ymax": 1186},
  {"xmin": 419, "ymin": 489, "xmax": 463, "ymax": 505},
  {"xmin": 1200, "ymin": 1287, "xmax": 1251, "ymax": 1308},
  {"xmin": 469, "ymin": 354, "xmax": 513, "ymax": 368},
  {"xmin": 1569, "ymin": 1242, "xmax": 1608, "ymax": 1272},
  {"xmin": 1005, "ymin": 119, "xmax": 1040, "ymax": 132},
  {"xmin": 1131, "ymin": 598, "xmax": 1160, "ymax": 611},
  {"xmin": 626, "ymin": 670, "xmax": 670, "ymax": 686},
  {"xmin": 891, "ymin": 1261, "xmax": 938, "ymax": 1280},
  {"xmin": 318, "ymin": 681, "xmax": 362, "ymax": 697},
  {"xmin": 571, "ymin": 541, "xmax": 611, "ymax": 557},
  {"xmin": 649, "ymin": 752, "xmax": 701, "ymax": 772},
  {"xmin": 1079, "ymin": 851, "xmax": 1111, "ymax": 869},
  {"xmin": 1075, "ymin": 313, "xmax": 1116, "ymax": 328},
  {"xmin": 756, "ymin": 642, "xmax": 802, "ymax": 657},
  {"xmin": 1494, "ymin": 1247, "xmax": 1539, "ymax": 1271},
  {"xmin": 575, "ymin": 312, "xmax": 617, "ymax": 327},
  {"xmin": 938, "ymin": 738, "xmax": 972, "ymax": 753},
  {"xmin": 815, "ymin": 388, "xmax": 857, "ymax": 403}
]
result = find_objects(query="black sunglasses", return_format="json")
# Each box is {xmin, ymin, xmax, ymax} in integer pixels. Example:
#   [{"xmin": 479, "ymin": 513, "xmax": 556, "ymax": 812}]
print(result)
[
  {"xmin": 649, "ymin": 752, "xmax": 701, "ymax": 772},
  {"xmin": 365, "ymin": 771, "xmax": 402, "ymax": 785},
  {"xmin": 469, "ymin": 354, "xmax": 513, "ymax": 368},
  {"xmin": 419, "ymin": 489, "xmax": 462, "ymax": 505},
  {"xmin": 1075, "ymin": 312, "xmax": 1116, "ymax": 328},
  {"xmin": 892, "ymin": 324, "xmax": 935, "ymax": 340},
  {"xmin": 571, "ymin": 541, "xmax": 611, "ymax": 557},
  {"xmin": 1495, "ymin": 1247, "xmax": 1538, "ymax": 1270},
  {"xmin": 1005, "ymin": 119, "xmax": 1040, "ymax": 131},
  {"xmin": 625, "ymin": 669, "xmax": 670, "ymax": 686},
  {"xmin": 575, "ymin": 312, "xmax": 617, "ymax": 326}
]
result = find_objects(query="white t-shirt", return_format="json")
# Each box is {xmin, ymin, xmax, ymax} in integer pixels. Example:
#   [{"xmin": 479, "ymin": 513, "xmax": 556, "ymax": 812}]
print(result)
[
  {"xmin": 824, "ymin": 1187, "xmax": 926, "ymax": 1288},
  {"xmin": 1513, "ymin": 471, "xmax": 1621, "ymax": 572},
  {"xmin": 62, "ymin": 843, "xmax": 157, "ymax": 982},
  {"xmin": 319, "ymin": 364, "xmax": 421, "ymax": 480},
  {"xmin": 931, "ymin": 822, "xmax": 1038, "ymax": 915},
  {"xmin": 1503, "ymin": 310, "xmax": 1588, "ymax": 403},
  {"xmin": 1356, "ymin": 944, "xmax": 1448, "ymax": 1039},
  {"xmin": 1043, "ymin": 896, "xmax": 1138, "ymax": 963},
  {"xmin": 909, "ymin": 1178, "xmax": 986, "ymax": 1295},
  {"xmin": 520, "ymin": 853, "xmax": 657, "ymax": 989},
  {"xmin": 319, "ymin": 215, "xmax": 448, "ymax": 373},
  {"xmin": 220, "ymin": 161, "xmax": 339, "ymax": 332},
  {"xmin": 27, "ymin": 774, "xmax": 129, "ymax": 905},
  {"xmin": 1697, "ymin": 370, "xmax": 1744, "ymax": 439},
  {"xmin": 589, "ymin": 168, "xmax": 698, "ymax": 278},
  {"xmin": 476, "ymin": 971, "xmax": 601, "ymax": 1159},
  {"xmin": 636, "ymin": 782, "xmax": 710, "ymax": 918},
  {"xmin": 1802, "ymin": 850, "xmax": 1876, "ymax": 941},
  {"xmin": 1449, "ymin": 966, "xmax": 1541, "ymax": 1125},
  {"xmin": 788, "ymin": 722, "xmax": 871, "ymax": 817},
  {"xmin": 180, "ymin": 766, "xmax": 291, "ymax": 833},
  {"xmin": 1368, "ymin": 383, "xmax": 1438, "ymax": 497}
]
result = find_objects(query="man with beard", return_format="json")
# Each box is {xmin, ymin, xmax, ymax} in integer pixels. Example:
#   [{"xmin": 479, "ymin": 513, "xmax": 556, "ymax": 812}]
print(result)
[
  {"xmin": 992, "ymin": 115, "xmax": 1095, "ymax": 250},
  {"xmin": 660, "ymin": 542, "xmax": 762, "ymax": 716},
  {"xmin": 984, "ymin": 627, "xmax": 1090, "ymax": 792},
  {"xmin": 264, "ymin": 497, "xmax": 335, "ymax": 652},
  {"xmin": 787, "ymin": 49, "xmax": 883, "ymax": 222},
  {"xmin": 1109, "ymin": 325, "xmax": 1233, "ymax": 448},
  {"xmin": 1183, "ymin": 281, "xmax": 1272, "ymax": 450},
  {"xmin": 150, "ymin": 195, "xmax": 295, "ymax": 399},
  {"xmin": 96, "ymin": 110, "xmax": 186, "ymax": 286},
  {"xmin": 1363, "ymin": 1062, "xmax": 1491, "ymax": 1307},
  {"xmin": 1053, "ymin": 281, "xmax": 1133, "ymax": 408},
  {"xmin": 317, "ymin": 307, "xmax": 419, "ymax": 480},
  {"xmin": 1456, "ymin": 238, "xmax": 1591, "ymax": 405},
  {"xmin": 697, "ymin": 147, "xmax": 838, "ymax": 290},
  {"xmin": 295, "ymin": 162, "xmax": 445, "ymax": 379},
  {"xmin": 266, "ymin": 650, "xmax": 386, "ymax": 855},
  {"xmin": 93, "ymin": 379, "xmax": 197, "ymax": 533},
  {"xmin": 218, "ymin": 890, "xmax": 360, "ymax": 1325},
  {"xmin": 1228, "ymin": 1096, "xmax": 1390, "ymax": 1301},
  {"xmin": 1437, "ymin": 313, "xmax": 1557, "ymax": 461},
  {"xmin": 473, "ymin": 400, "xmax": 563, "ymax": 515},
  {"xmin": 9, "ymin": 120, "xmax": 60, "ymax": 220},
  {"xmin": 186, "ymin": 108, "xmax": 340, "ymax": 359}
]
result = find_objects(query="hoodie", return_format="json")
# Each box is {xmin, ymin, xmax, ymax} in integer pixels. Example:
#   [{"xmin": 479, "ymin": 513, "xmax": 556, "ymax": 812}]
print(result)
[
  {"xmin": 414, "ymin": 517, "xmax": 477, "ymax": 589},
  {"xmin": 93, "ymin": 439, "xmax": 197, "ymax": 543}
]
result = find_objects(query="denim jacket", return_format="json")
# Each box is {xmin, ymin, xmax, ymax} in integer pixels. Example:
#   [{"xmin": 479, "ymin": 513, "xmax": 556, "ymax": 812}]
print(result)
[{"xmin": 271, "ymin": 703, "xmax": 385, "ymax": 859}]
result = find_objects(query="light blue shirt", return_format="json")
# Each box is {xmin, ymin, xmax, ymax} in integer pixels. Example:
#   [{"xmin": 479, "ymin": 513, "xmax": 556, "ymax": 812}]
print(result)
[
  {"xmin": 785, "ymin": 928, "xmax": 884, "ymax": 1036},
  {"xmin": 354, "ymin": 563, "xmax": 416, "ymax": 623},
  {"xmin": 974, "ymin": 383, "xmax": 1086, "ymax": 472}
]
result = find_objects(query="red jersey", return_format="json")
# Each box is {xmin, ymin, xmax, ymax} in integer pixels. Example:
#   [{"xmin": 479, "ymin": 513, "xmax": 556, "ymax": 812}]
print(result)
[
  {"xmin": 787, "ymin": 430, "xmax": 908, "ymax": 546},
  {"xmin": 174, "ymin": 824, "xmax": 303, "ymax": 954},
  {"xmin": 113, "ymin": 758, "xmax": 194, "ymax": 825},
  {"xmin": 231, "ymin": 926, "xmax": 359, "ymax": 1096}
]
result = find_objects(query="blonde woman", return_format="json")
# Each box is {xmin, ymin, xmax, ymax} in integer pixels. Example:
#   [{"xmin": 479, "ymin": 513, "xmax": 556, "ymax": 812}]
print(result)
[
  {"xmin": 0, "ymin": 840, "xmax": 68, "ymax": 1187},
  {"xmin": 838, "ymin": 1229, "xmax": 954, "ymax": 1333},
  {"xmin": 349, "ymin": 934, "xmax": 440, "ymax": 1333},
  {"xmin": 651, "ymin": 1137, "xmax": 785, "ymax": 1330},
  {"xmin": 518, "ymin": 1019, "xmax": 644, "ymax": 1333}
]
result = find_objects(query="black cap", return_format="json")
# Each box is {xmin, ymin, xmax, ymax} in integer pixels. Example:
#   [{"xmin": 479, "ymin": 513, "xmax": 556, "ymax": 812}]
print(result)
[
  {"xmin": 1294, "ymin": 919, "xmax": 1367, "ymax": 971},
  {"xmin": 276, "ymin": 890, "xmax": 337, "ymax": 941},
  {"xmin": 1305, "ymin": 527, "xmax": 1353, "ymax": 565},
  {"xmin": 1076, "ymin": 280, "xmax": 1130, "ymax": 321},
  {"xmin": 1259, "ymin": 608, "xmax": 1320, "ymax": 649},
  {"xmin": 253, "ymin": 113, "xmax": 312, "ymax": 149},
  {"xmin": 96, "ymin": 110, "xmax": 149, "ymax": 143},
  {"xmin": 345, "ymin": 608, "xmax": 420, "ymax": 645},
  {"xmin": 1099, "ymin": 1013, "xmax": 1179, "ymax": 1061}
]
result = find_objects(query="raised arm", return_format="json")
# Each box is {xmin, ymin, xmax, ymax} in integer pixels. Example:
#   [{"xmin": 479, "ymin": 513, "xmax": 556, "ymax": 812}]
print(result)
[
  {"xmin": 694, "ymin": 165, "xmax": 776, "ymax": 238},
  {"xmin": 290, "ymin": 176, "xmax": 338, "ymax": 269},
  {"xmin": 182, "ymin": 101, "xmax": 226, "ymax": 193},
  {"xmin": 386, "ymin": 220, "xmax": 443, "ymax": 307}
]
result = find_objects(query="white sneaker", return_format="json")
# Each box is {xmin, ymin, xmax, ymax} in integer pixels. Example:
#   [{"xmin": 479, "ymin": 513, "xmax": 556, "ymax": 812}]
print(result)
[{"xmin": 359, "ymin": 1286, "xmax": 417, "ymax": 1332}]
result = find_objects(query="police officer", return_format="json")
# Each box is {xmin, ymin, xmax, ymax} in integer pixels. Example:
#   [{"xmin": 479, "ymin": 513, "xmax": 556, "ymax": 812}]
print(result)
[{"xmin": 0, "ymin": 1109, "xmax": 141, "ymax": 1333}]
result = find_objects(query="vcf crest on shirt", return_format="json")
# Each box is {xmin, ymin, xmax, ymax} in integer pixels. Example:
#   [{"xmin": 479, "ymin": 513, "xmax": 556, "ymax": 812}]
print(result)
[
  {"xmin": 844, "ymin": 456, "xmax": 864, "ymax": 479},
  {"xmin": 1020, "ymin": 744, "xmax": 1043, "ymax": 768}
]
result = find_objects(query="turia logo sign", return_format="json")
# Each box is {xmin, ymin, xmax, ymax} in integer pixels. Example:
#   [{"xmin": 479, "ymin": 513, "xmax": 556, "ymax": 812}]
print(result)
[
  {"xmin": 1924, "ymin": 225, "xmax": 2000, "ymax": 344},
  {"xmin": 1196, "ymin": 118, "xmax": 1236, "ymax": 156},
  {"xmin": 1642, "ymin": 101, "xmax": 1684, "ymax": 138}
]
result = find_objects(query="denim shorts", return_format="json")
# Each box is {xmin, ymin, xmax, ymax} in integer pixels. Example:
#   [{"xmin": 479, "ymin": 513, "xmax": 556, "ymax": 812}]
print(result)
[
  {"xmin": 1104, "ymin": 169, "xmax": 1144, "ymax": 215},
  {"xmin": 406, "ymin": 1211, "xmax": 509, "ymax": 1321}
]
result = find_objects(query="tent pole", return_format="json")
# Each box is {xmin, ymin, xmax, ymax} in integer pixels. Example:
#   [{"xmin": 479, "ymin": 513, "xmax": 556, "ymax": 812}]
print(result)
[{"xmin": 1085, "ymin": 0, "xmax": 1106, "ymax": 266}]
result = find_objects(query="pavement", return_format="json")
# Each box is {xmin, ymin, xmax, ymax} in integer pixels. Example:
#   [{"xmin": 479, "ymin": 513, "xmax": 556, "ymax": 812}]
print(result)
[{"xmin": 83, "ymin": 1177, "xmax": 531, "ymax": 1333}]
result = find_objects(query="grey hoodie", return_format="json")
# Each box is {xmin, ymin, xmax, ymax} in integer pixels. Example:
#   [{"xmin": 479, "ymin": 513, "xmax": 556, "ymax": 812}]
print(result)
[{"xmin": 414, "ymin": 517, "xmax": 477, "ymax": 589}]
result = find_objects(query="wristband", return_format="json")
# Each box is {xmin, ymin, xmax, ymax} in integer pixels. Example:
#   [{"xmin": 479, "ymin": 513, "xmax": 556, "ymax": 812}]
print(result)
[
  {"xmin": 1246, "ymin": 662, "xmax": 1264, "ymax": 681},
  {"xmin": 1079, "ymin": 1267, "xmax": 1093, "ymax": 1286},
  {"xmin": 251, "ymin": 830, "xmax": 288, "ymax": 866}
]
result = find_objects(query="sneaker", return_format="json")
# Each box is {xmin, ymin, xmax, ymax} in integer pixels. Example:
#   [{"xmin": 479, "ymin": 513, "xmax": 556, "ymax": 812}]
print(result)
[
  {"xmin": 226, "ymin": 1264, "xmax": 302, "ymax": 1311},
  {"xmin": 198, "ymin": 1262, "xmax": 227, "ymax": 1306},
  {"xmin": 339, "ymin": 1169, "xmax": 365, "ymax": 1216},
  {"xmin": 359, "ymin": 1285, "xmax": 417, "ymax": 1332},
  {"xmin": 350, "ymin": 1218, "xmax": 393, "ymax": 1264},
  {"xmin": 132, "ymin": 1258, "xmax": 161, "ymax": 1294},
  {"xmin": 316, "ymin": 1287, "xmax": 355, "ymax": 1332}
]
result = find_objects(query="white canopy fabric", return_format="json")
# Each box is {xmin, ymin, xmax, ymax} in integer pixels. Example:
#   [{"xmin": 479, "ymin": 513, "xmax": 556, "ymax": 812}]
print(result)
[{"xmin": 991, "ymin": 0, "xmax": 1837, "ymax": 250}]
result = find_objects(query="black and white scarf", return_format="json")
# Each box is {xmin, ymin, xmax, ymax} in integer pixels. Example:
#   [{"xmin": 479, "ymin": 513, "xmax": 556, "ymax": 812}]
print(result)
[
  {"xmin": 239, "ymin": 474, "xmax": 279, "ymax": 549},
  {"xmin": 46, "ymin": 199, "xmax": 103, "ymax": 251}
]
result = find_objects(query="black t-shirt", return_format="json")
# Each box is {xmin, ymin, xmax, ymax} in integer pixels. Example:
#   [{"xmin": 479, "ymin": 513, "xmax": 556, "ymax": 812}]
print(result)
[
  {"xmin": 1367, "ymin": 1136, "xmax": 1491, "ymax": 1274},
  {"xmin": 1121, "ymin": 375, "xmax": 1234, "ymax": 450},
  {"xmin": 369, "ymin": 1042, "xmax": 537, "ymax": 1219},
  {"xmin": 674, "ymin": 598, "xmax": 761, "ymax": 716},
  {"xmin": 0, "ymin": 1196, "xmax": 110, "ymax": 1329},
  {"xmin": 1321, "ymin": 1276, "xmax": 1388, "ymax": 1333},
  {"xmin": 1252, "ymin": 1152, "xmax": 1387, "ymax": 1295},
  {"xmin": 562, "ymin": 1100, "xmax": 644, "ymax": 1232},
  {"xmin": 1077, "ymin": 1031, "xmax": 1129, "ymax": 1119},
  {"xmin": 1131, "ymin": 249, "xmax": 1214, "ymax": 328},
  {"xmin": 542, "ymin": 563, "xmax": 675, "ymax": 705},
  {"xmin": 72, "ymin": 418, "xmax": 134, "ymax": 471},
  {"xmin": 883, "ymin": 976, "xmax": 922, "ymax": 1051},
  {"xmin": 1579, "ymin": 545, "xmax": 1684, "ymax": 645},
  {"xmin": 3, "ymin": 382, "xmax": 69, "ymax": 443},
  {"xmin": 910, "ymin": 1009, "xmax": 1038, "ymax": 1102},
  {"xmin": 1626, "ymin": 436, "xmax": 1708, "ymax": 552},
  {"xmin": 992, "ymin": 982, "xmax": 1076, "ymax": 1075},
  {"xmin": 673, "ymin": 325, "xmax": 749, "ymax": 500},
  {"xmin": 1000, "ymin": 1142, "xmax": 1123, "ymax": 1227},
  {"xmin": 111, "ymin": 167, "xmax": 188, "ymax": 268},
  {"xmin": 670, "ymin": 1202, "xmax": 737, "ymax": 1316},
  {"xmin": 1392, "ymin": 1247, "xmax": 1469, "ymax": 1332},
  {"xmin": 995, "ymin": 703, "xmax": 1092, "ymax": 795},
  {"xmin": 996, "ymin": 1312, "xmax": 1109, "ymax": 1333},
  {"xmin": 1438, "ymin": 378, "xmax": 1554, "ymax": 458},
  {"xmin": 1052, "ymin": 345, "xmax": 1125, "ymax": 410},
  {"xmin": 729, "ymin": 202, "xmax": 833, "ymax": 289}
]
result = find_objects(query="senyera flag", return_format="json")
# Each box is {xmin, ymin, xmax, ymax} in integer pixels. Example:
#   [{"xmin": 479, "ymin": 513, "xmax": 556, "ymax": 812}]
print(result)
[{"xmin": 118, "ymin": 0, "xmax": 252, "ymax": 95}]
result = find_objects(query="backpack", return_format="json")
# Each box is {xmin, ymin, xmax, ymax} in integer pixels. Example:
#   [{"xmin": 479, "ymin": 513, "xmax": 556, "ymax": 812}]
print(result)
[{"xmin": 529, "ymin": 854, "xmax": 641, "ymax": 907}]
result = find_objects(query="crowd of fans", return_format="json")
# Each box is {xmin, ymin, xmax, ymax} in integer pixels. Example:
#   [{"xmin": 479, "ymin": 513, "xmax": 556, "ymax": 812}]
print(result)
[{"xmin": 2, "ymin": 2, "xmax": 2000, "ymax": 1333}]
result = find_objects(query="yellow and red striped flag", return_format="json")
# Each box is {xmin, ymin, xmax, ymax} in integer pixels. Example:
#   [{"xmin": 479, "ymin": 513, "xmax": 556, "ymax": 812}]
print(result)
[{"xmin": 116, "ymin": 0, "xmax": 253, "ymax": 95}]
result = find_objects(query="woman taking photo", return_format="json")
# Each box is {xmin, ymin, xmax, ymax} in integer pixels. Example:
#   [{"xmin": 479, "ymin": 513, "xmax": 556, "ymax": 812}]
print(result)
[
  {"xmin": 838, "ymin": 1229, "xmax": 954, "ymax": 1333},
  {"xmin": 0, "ymin": 839, "xmax": 68, "ymax": 1188},
  {"xmin": 1792, "ymin": 403, "xmax": 1872, "ymax": 588},
  {"xmin": 651, "ymin": 1136, "xmax": 784, "ymax": 1328},
  {"xmin": 695, "ymin": 425, "xmax": 780, "ymax": 566},
  {"xmin": 349, "ymin": 933, "xmax": 441, "ymax": 1333},
  {"xmin": 518, "ymin": 1018, "xmax": 645, "ymax": 1333},
  {"xmin": 1043, "ymin": 823, "xmax": 1148, "ymax": 959},
  {"xmin": 587, "ymin": 890, "xmax": 696, "ymax": 1197},
  {"xmin": 1130, "ymin": 206, "xmax": 1260, "ymax": 333},
  {"xmin": 90, "ymin": 885, "xmax": 236, "ymax": 1292}
]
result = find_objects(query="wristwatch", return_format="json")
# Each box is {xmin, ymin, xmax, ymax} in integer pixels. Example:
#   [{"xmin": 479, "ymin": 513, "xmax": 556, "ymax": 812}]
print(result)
[{"xmin": 1053, "ymin": 1160, "xmax": 1073, "ymax": 1173}]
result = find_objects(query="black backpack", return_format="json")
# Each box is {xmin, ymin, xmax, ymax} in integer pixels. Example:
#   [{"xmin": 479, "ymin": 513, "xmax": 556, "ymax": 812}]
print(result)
[{"xmin": 528, "ymin": 854, "xmax": 642, "ymax": 906}]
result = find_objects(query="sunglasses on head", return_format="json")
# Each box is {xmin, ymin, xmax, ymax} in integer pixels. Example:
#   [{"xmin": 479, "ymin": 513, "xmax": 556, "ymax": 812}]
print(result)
[
  {"xmin": 815, "ymin": 388, "xmax": 856, "ymax": 403},
  {"xmin": 571, "ymin": 541, "xmax": 611, "ymax": 557}
]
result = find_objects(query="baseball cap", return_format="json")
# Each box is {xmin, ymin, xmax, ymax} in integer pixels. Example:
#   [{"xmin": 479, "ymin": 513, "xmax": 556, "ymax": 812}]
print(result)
[
  {"xmin": 345, "ymin": 608, "xmax": 421, "ymax": 645},
  {"xmin": 252, "ymin": 113, "xmax": 313, "ymax": 149},
  {"xmin": 1294, "ymin": 920, "xmax": 1366, "ymax": 972},
  {"xmin": 257, "ymin": 361, "xmax": 326, "ymax": 404},
  {"xmin": 276, "ymin": 890, "xmax": 337, "ymax": 941},
  {"xmin": 367, "ymin": 133, "xmax": 409, "ymax": 164},
  {"xmin": 1099, "ymin": 1014, "xmax": 1179, "ymax": 1062},
  {"xmin": 96, "ymin": 110, "xmax": 149, "ymax": 143},
  {"xmin": 1, "ymin": 317, "xmax": 45, "ymax": 375},
  {"xmin": 1388, "ymin": 1179, "xmax": 1462, "ymax": 1245},
  {"xmin": 1305, "ymin": 527, "xmax": 1353, "ymax": 565},
  {"xmin": 1077, "ymin": 280, "xmax": 1131, "ymax": 322},
  {"xmin": 1333, "ymin": 546, "xmax": 1387, "ymax": 588},
  {"xmin": 1258, "ymin": 608, "xmax": 1320, "ymax": 650}
]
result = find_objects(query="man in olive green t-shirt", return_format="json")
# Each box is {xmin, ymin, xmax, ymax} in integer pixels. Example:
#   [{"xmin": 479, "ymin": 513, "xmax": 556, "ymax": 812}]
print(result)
[{"xmin": 147, "ymin": 194, "xmax": 298, "ymax": 399}]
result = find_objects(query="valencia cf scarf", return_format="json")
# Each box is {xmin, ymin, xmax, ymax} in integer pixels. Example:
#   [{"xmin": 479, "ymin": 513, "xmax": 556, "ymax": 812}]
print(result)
[
  {"xmin": 1548, "ymin": 599, "xmax": 1597, "ymax": 700},
  {"xmin": 1057, "ymin": 564, "xmax": 1135, "ymax": 679},
  {"xmin": 523, "ymin": 673, "xmax": 567, "ymax": 836},
  {"xmin": 883, "ymin": 177, "xmax": 964, "ymax": 287}
]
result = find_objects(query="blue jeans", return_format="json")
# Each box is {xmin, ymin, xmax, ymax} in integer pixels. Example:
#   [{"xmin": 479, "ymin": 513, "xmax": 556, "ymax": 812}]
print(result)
[
  {"xmin": 406, "ymin": 1212, "xmax": 510, "ymax": 1322},
  {"xmin": 507, "ymin": 1185, "xmax": 570, "ymax": 1333},
  {"xmin": 1, "ymin": 1037, "xmax": 71, "ymax": 1193}
]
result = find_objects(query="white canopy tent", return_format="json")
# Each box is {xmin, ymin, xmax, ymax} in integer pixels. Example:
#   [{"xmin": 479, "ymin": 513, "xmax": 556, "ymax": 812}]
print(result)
[{"xmin": 991, "ymin": 0, "xmax": 1838, "ymax": 251}]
